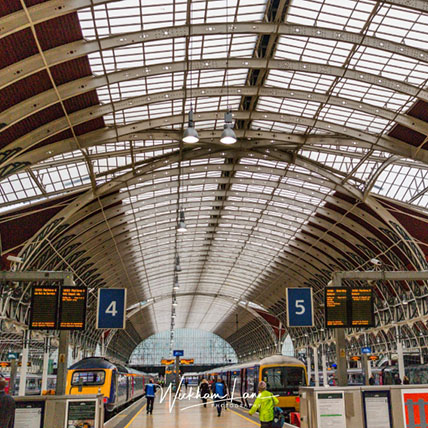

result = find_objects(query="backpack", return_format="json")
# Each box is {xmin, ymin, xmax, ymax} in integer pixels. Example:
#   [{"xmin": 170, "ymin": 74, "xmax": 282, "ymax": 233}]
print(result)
[{"xmin": 270, "ymin": 395, "xmax": 284, "ymax": 428}]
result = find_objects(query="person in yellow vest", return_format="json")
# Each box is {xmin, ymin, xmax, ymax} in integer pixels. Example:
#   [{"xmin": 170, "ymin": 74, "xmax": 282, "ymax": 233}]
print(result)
[{"xmin": 249, "ymin": 381, "xmax": 279, "ymax": 428}]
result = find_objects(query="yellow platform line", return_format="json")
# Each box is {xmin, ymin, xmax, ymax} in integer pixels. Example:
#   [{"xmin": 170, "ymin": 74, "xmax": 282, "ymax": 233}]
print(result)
[
  {"xmin": 124, "ymin": 403, "xmax": 147, "ymax": 428},
  {"xmin": 229, "ymin": 408, "xmax": 259, "ymax": 426}
]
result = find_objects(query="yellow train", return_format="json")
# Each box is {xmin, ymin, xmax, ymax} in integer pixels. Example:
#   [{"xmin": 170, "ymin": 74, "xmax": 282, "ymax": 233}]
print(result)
[
  {"xmin": 198, "ymin": 355, "xmax": 307, "ymax": 416},
  {"xmin": 66, "ymin": 357, "xmax": 146, "ymax": 414}
]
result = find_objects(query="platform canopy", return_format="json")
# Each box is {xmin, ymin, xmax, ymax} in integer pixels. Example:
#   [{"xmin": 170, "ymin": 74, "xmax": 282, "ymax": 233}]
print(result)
[{"xmin": 1, "ymin": 0, "xmax": 428, "ymax": 362}]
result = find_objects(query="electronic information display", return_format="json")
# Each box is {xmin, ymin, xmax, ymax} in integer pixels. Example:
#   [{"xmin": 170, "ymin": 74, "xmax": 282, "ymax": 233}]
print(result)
[
  {"xmin": 325, "ymin": 287, "xmax": 374, "ymax": 328},
  {"xmin": 58, "ymin": 287, "xmax": 87, "ymax": 330},
  {"xmin": 325, "ymin": 287, "xmax": 348, "ymax": 327},
  {"xmin": 351, "ymin": 288, "xmax": 374, "ymax": 327},
  {"xmin": 29, "ymin": 286, "xmax": 59, "ymax": 330}
]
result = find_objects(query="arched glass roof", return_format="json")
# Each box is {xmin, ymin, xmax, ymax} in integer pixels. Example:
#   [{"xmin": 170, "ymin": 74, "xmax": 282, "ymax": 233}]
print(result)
[{"xmin": 1, "ymin": 0, "xmax": 428, "ymax": 361}]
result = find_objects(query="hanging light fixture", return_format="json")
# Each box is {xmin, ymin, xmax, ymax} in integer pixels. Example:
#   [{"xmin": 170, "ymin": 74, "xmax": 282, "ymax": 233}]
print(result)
[
  {"xmin": 182, "ymin": 109, "xmax": 199, "ymax": 143},
  {"xmin": 177, "ymin": 209, "xmax": 187, "ymax": 232},
  {"xmin": 172, "ymin": 298, "xmax": 178, "ymax": 307},
  {"xmin": 173, "ymin": 275, "xmax": 180, "ymax": 290},
  {"xmin": 220, "ymin": 110, "xmax": 236, "ymax": 144},
  {"xmin": 175, "ymin": 255, "xmax": 181, "ymax": 272}
]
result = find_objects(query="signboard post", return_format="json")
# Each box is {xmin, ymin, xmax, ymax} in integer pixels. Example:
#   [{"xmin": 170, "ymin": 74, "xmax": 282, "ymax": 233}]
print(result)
[
  {"xmin": 316, "ymin": 391, "xmax": 346, "ymax": 428},
  {"xmin": 96, "ymin": 289, "xmax": 127, "ymax": 329},
  {"xmin": 286, "ymin": 288, "xmax": 314, "ymax": 327},
  {"xmin": 65, "ymin": 399, "xmax": 99, "ymax": 428},
  {"xmin": 401, "ymin": 389, "xmax": 428, "ymax": 428},
  {"xmin": 363, "ymin": 390, "xmax": 392, "ymax": 428},
  {"xmin": 15, "ymin": 401, "xmax": 45, "ymax": 428}
]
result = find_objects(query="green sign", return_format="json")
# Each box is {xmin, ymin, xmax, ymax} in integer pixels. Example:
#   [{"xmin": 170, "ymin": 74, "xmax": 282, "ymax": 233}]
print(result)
[{"xmin": 7, "ymin": 352, "xmax": 18, "ymax": 360}]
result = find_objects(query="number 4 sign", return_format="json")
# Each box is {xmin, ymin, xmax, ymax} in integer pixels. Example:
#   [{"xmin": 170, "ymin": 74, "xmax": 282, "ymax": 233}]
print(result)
[
  {"xmin": 96, "ymin": 288, "xmax": 127, "ymax": 329},
  {"xmin": 286, "ymin": 288, "xmax": 314, "ymax": 327}
]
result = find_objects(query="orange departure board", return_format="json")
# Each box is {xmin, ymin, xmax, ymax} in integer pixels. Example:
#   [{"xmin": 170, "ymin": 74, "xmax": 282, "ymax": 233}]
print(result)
[
  {"xmin": 58, "ymin": 287, "xmax": 87, "ymax": 330},
  {"xmin": 351, "ymin": 288, "xmax": 374, "ymax": 327},
  {"xmin": 29, "ymin": 286, "xmax": 59, "ymax": 330},
  {"xmin": 325, "ymin": 287, "xmax": 348, "ymax": 327},
  {"xmin": 325, "ymin": 287, "xmax": 374, "ymax": 328}
]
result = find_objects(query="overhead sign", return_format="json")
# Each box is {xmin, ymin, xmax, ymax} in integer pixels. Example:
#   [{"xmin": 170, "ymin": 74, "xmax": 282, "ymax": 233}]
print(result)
[
  {"xmin": 0, "ymin": 362, "xmax": 31, "ymax": 367},
  {"xmin": 325, "ymin": 287, "xmax": 374, "ymax": 328},
  {"xmin": 173, "ymin": 350, "xmax": 184, "ymax": 357},
  {"xmin": 362, "ymin": 346, "xmax": 372, "ymax": 354},
  {"xmin": 181, "ymin": 359, "xmax": 194, "ymax": 365},
  {"xmin": 368, "ymin": 355, "xmax": 379, "ymax": 361},
  {"xmin": 29, "ymin": 286, "xmax": 59, "ymax": 330},
  {"xmin": 286, "ymin": 288, "xmax": 314, "ymax": 327},
  {"xmin": 351, "ymin": 288, "xmax": 374, "ymax": 327},
  {"xmin": 350, "ymin": 356, "xmax": 361, "ymax": 361},
  {"xmin": 96, "ymin": 288, "xmax": 127, "ymax": 329},
  {"xmin": 7, "ymin": 353, "xmax": 18, "ymax": 360},
  {"xmin": 161, "ymin": 359, "xmax": 175, "ymax": 365},
  {"xmin": 325, "ymin": 287, "xmax": 348, "ymax": 327},
  {"xmin": 59, "ymin": 287, "xmax": 87, "ymax": 330}
]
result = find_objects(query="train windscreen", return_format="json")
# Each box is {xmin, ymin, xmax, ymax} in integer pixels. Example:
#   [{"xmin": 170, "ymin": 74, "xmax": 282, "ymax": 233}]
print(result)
[
  {"xmin": 262, "ymin": 366, "xmax": 306, "ymax": 395},
  {"xmin": 72, "ymin": 370, "xmax": 105, "ymax": 386}
]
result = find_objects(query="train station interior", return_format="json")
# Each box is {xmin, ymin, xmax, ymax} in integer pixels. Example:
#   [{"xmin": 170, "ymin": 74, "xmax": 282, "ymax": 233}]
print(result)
[{"xmin": 1, "ymin": 0, "xmax": 428, "ymax": 427}]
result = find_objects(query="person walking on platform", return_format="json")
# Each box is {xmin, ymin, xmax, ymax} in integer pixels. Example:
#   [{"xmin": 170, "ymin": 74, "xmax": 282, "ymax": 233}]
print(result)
[
  {"xmin": 211, "ymin": 377, "xmax": 227, "ymax": 417},
  {"xmin": 403, "ymin": 376, "xmax": 410, "ymax": 384},
  {"xmin": 0, "ymin": 377, "xmax": 15, "ymax": 428},
  {"xmin": 249, "ymin": 381, "xmax": 279, "ymax": 428},
  {"xmin": 369, "ymin": 375, "xmax": 376, "ymax": 385},
  {"xmin": 184, "ymin": 378, "xmax": 189, "ymax": 391},
  {"xmin": 199, "ymin": 378, "xmax": 210, "ymax": 408},
  {"xmin": 144, "ymin": 378, "xmax": 158, "ymax": 415}
]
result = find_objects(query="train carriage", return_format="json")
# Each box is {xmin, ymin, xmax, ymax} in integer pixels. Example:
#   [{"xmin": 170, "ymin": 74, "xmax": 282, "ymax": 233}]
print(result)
[
  {"xmin": 197, "ymin": 355, "xmax": 307, "ymax": 416},
  {"xmin": 66, "ymin": 357, "xmax": 146, "ymax": 414}
]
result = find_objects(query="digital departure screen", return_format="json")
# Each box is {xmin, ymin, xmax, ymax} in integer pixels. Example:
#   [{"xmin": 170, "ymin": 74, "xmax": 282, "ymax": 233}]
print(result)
[
  {"xmin": 325, "ymin": 287, "xmax": 348, "ymax": 327},
  {"xmin": 29, "ymin": 286, "xmax": 59, "ymax": 330},
  {"xmin": 58, "ymin": 287, "xmax": 87, "ymax": 330},
  {"xmin": 325, "ymin": 287, "xmax": 374, "ymax": 328},
  {"xmin": 351, "ymin": 288, "xmax": 374, "ymax": 327}
]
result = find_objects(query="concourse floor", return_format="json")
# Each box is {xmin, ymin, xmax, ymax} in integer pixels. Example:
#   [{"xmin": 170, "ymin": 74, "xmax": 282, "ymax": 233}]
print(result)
[{"xmin": 126, "ymin": 395, "xmax": 259, "ymax": 428}]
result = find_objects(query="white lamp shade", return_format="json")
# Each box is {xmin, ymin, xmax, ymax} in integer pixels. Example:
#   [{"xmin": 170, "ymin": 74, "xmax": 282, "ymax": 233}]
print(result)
[
  {"xmin": 220, "ymin": 125, "xmax": 237, "ymax": 144},
  {"xmin": 183, "ymin": 126, "xmax": 199, "ymax": 143}
]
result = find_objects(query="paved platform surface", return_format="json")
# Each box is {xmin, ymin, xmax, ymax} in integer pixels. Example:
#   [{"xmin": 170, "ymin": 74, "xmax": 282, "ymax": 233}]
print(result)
[{"xmin": 124, "ymin": 395, "xmax": 259, "ymax": 428}]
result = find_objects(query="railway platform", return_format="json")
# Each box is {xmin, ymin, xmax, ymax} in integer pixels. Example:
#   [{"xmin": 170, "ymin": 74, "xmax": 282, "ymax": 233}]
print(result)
[{"xmin": 109, "ymin": 397, "xmax": 260, "ymax": 428}]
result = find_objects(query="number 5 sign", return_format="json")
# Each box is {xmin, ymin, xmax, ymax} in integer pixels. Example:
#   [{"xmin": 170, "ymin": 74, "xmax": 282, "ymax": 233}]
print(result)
[
  {"xmin": 286, "ymin": 288, "xmax": 314, "ymax": 327},
  {"xmin": 96, "ymin": 289, "xmax": 127, "ymax": 329}
]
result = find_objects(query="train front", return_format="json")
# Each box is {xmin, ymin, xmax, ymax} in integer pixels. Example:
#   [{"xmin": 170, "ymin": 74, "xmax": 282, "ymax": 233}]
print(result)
[
  {"xmin": 66, "ymin": 358, "xmax": 116, "ymax": 412},
  {"xmin": 260, "ymin": 362, "xmax": 306, "ymax": 414}
]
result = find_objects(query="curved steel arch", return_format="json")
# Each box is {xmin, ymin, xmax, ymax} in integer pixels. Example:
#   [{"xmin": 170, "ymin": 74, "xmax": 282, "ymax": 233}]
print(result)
[
  {"xmin": 6, "ymin": 86, "xmax": 428, "ymax": 138},
  {"xmin": 3, "ymin": 22, "xmax": 428, "ymax": 90}
]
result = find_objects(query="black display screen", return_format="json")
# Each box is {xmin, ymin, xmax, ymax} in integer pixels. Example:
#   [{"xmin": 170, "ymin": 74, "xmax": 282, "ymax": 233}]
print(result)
[
  {"xmin": 351, "ymin": 287, "xmax": 374, "ymax": 327},
  {"xmin": 58, "ymin": 287, "xmax": 87, "ymax": 330},
  {"xmin": 325, "ymin": 287, "xmax": 348, "ymax": 327},
  {"xmin": 325, "ymin": 287, "xmax": 374, "ymax": 328},
  {"xmin": 29, "ymin": 286, "xmax": 59, "ymax": 330}
]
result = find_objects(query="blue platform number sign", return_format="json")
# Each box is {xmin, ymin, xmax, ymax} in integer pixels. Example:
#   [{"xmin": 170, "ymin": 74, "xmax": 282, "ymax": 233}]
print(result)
[
  {"xmin": 96, "ymin": 288, "xmax": 127, "ymax": 329},
  {"xmin": 173, "ymin": 350, "xmax": 184, "ymax": 357},
  {"xmin": 286, "ymin": 288, "xmax": 314, "ymax": 327},
  {"xmin": 362, "ymin": 346, "xmax": 372, "ymax": 354}
]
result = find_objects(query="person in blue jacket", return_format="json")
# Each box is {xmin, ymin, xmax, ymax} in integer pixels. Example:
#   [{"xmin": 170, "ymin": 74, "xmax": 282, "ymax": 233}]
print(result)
[
  {"xmin": 144, "ymin": 378, "xmax": 158, "ymax": 414},
  {"xmin": 211, "ymin": 377, "xmax": 228, "ymax": 417}
]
